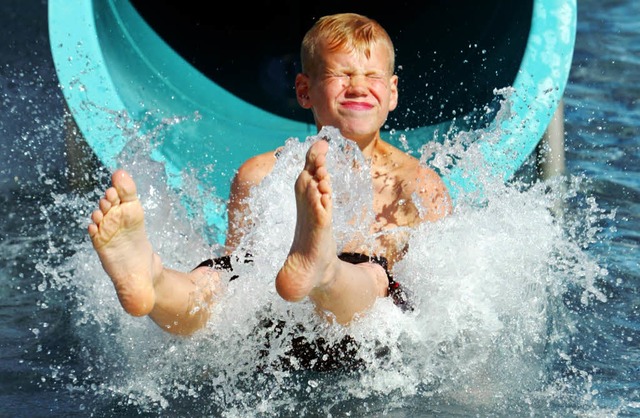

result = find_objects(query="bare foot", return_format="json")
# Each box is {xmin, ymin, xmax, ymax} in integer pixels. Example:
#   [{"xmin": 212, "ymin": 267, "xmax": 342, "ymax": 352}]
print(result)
[
  {"xmin": 88, "ymin": 170, "xmax": 159, "ymax": 316},
  {"xmin": 275, "ymin": 139, "xmax": 339, "ymax": 301}
]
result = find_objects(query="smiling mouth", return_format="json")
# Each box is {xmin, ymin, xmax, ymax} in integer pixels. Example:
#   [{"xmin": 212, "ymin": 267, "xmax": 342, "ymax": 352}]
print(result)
[{"xmin": 342, "ymin": 101, "xmax": 373, "ymax": 111}]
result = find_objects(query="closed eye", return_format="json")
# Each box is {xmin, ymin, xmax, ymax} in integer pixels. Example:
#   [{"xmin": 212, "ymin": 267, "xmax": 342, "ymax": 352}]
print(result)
[{"xmin": 326, "ymin": 72, "xmax": 387, "ymax": 82}]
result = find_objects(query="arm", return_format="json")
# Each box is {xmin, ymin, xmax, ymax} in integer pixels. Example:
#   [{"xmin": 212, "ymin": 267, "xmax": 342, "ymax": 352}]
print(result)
[
  {"xmin": 415, "ymin": 166, "xmax": 453, "ymax": 222},
  {"xmin": 224, "ymin": 151, "xmax": 278, "ymax": 252}
]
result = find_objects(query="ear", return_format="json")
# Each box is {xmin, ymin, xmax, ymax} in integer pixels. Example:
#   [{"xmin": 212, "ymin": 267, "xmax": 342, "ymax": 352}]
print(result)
[
  {"xmin": 295, "ymin": 73, "xmax": 312, "ymax": 109},
  {"xmin": 388, "ymin": 74, "xmax": 399, "ymax": 111}
]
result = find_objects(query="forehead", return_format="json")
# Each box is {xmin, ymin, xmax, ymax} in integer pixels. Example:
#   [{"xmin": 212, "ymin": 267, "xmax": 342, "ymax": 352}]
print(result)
[{"xmin": 318, "ymin": 40, "xmax": 392, "ymax": 71}]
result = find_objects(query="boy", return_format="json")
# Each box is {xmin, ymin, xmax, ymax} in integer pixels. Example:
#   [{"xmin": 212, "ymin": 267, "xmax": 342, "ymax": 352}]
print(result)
[{"xmin": 88, "ymin": 13, "xmax": 452, "ymax": 337}]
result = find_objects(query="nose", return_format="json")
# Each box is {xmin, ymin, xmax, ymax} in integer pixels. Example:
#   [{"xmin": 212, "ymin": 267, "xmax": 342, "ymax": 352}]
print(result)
[{"xmin": 345, "ymin": 74, "xmax": 368, "ymax": 92}]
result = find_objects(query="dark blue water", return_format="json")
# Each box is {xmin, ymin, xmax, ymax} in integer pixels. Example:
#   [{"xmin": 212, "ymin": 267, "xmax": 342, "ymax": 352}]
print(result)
[{"xmin": 1, "ymin": 0, "xmax": 638, "ymax": 416}]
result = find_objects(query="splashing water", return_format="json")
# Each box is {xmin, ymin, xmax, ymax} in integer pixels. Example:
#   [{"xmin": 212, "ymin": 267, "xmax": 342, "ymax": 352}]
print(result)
[{"xmin": 32, "ymin": 113, "xmax": 616, "ymax": 416}]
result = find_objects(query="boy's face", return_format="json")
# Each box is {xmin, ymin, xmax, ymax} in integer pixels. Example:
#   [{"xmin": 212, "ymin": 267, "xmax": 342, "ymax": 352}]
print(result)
[{"xmin": 296, "ymin": 42, "xmax": 398, "ymax": 143}]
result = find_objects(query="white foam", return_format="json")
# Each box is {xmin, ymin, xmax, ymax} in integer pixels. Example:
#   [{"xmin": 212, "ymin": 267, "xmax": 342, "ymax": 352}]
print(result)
[{"xmin": 41, "ymin": 121, "xmax": 613, "ymax": 416}]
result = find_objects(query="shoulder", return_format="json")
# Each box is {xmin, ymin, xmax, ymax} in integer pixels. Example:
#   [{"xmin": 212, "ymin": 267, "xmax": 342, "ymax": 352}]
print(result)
[
  {"xmin": 413, "ymin": 163, "xmax": 452, "ymax": 221},
  {"xmin": 233, "ymin": 149, "xmax": 278, "ymax": 186},
  {"xmin": 386, "ymin": 144, "xmax": 452, "ymax": 221},
  {"xmin": 228, "ymin": 149, "xmax": 279, "ymax": 205}
]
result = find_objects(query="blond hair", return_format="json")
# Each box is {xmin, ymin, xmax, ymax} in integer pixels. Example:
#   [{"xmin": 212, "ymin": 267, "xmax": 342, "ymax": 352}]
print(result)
[{"xmin": 300, "ymin": 13, "xmax": 395, "ymax": 76}]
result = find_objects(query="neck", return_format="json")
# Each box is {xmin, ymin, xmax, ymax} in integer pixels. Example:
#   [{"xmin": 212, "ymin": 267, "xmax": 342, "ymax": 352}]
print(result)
[{"xmin": 352, "ymin": 133, "xmax": 383, "ymax": 159}]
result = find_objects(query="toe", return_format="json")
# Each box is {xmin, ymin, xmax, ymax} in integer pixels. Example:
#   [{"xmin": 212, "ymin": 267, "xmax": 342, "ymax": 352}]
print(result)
[
  {"xmin": 112, "ymin": 170, "xmax": 138, "ymax": 202},
  {"xmin": 99, "ymin": 197, "xmax": 112, "ymax": 214},
  {"xmin": 105, "ymin": 187, "xmax": 120, "ymax": 206},
  {"xmin": 88, "ymin": 222, "xmax": 98, "ymax": 238},
  {"xmin": 91, "ymin": 209, "xmax": 104, "ymax": 225}
]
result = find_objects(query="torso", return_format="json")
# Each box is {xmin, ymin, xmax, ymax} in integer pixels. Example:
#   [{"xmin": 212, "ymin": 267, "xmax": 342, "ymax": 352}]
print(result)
[
  {"xmin": 227, "ymin": 139, "xmax": 451, "ymax": 267},
  {"xmin": 344, "ymin": 141, "xmax": 448, "ymax": 267}
]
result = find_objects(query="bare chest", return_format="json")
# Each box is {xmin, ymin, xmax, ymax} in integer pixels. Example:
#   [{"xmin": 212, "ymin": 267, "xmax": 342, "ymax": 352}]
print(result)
[
  {"xmin": 370, "ymin": 172, "xmax": 421, "ymax": 232},
  {"xmin": 343, "ymin": 174, "xmax": 423, "ymax": 264}
]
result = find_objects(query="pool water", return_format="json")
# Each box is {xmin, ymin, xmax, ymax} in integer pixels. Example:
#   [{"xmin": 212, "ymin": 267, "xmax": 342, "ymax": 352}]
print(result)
[{"xmin": 1, "ymin": 0, "xmax": 638, "ymax": 416}]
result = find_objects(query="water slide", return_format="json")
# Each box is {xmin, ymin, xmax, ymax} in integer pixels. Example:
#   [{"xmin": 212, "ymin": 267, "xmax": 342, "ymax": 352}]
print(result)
[{"xmin": 48, "ymin": 0, "xmax": 576, "ymax": 236}]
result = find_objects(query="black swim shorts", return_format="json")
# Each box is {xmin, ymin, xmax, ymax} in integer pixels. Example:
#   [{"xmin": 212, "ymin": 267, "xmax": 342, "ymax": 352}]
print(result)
[
  {"xmin": 195, "ymin": 252, "xmax": 412, "ymax": 311},
  {"xmin": 194, "ymin": 252, "xmax": 412, "ymax": 371}
]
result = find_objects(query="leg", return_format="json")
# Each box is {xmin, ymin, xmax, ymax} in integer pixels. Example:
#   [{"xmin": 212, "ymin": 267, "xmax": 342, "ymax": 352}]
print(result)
[
  {"xmin": 88, "ymin": 169, "xmax": 219, "ymax": 335},
  {"xmin": 275, "ymin": 140, "xmax": 388, "ymax": 324}
]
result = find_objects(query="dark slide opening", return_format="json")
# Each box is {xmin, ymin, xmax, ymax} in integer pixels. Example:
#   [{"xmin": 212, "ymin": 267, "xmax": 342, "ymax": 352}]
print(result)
[{"xmin": 130, "ymin": 1, "xmax": 531, "ymax": 130}]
